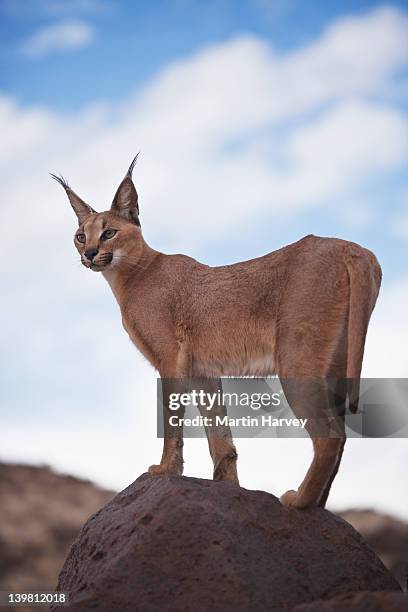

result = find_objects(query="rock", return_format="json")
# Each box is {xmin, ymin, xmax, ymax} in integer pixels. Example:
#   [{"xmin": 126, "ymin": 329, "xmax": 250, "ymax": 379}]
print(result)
[
  {"xmin": 53, "ymin": 474, "xmax": 400, "ymax": 612},
  {"xmin": 292, "ymin": 590, "xmax": 408, "ymax": 611},
  {"xmin": 339, "ymin": 509, "xmax": 408, "ymax": 590}
]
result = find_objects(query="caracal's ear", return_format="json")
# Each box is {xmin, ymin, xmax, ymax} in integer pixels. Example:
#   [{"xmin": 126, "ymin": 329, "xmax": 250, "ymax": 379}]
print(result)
[
  {"xmin": 110, "ymin": 153, "xmax": 140, "ymax": 226},
  {"xmin": 50, "ymin": 174, "xmax": 96, "ymax": 225}
]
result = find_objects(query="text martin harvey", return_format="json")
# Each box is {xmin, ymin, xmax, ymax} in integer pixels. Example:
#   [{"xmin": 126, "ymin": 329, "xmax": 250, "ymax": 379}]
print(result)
[{"xmin": 168, "ymin": 415, "xmax": 308, "ymax": 428}]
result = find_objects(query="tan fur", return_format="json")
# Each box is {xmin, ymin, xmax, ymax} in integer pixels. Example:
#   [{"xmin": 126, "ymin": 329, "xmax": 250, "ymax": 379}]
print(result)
[{"xmin": 54, "ymin": 161, "xmax": 382, "ymax": 508}]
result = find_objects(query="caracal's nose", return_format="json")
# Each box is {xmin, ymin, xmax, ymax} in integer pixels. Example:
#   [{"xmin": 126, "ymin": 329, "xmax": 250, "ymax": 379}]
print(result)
[{"xmin": 84, "ymin": 248, "xmax": 98, "ymax": 261}]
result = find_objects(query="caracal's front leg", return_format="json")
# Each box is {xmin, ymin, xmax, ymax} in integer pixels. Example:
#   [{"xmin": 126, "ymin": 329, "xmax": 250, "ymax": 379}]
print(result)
[
  {"xmin": 148, "ymin": 346, "xmax": 191, "ymax": 477},
  {"xmin": 148, "ymin": 376, "xmax": 187, "ymax": 477},
  {"xmin": 196, "ymin": 377, "xmax": 239, "ymax": 484}
]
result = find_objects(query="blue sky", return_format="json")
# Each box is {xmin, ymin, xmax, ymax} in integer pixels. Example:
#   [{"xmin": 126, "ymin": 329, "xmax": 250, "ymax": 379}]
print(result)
[
  {"xmin": 2, "ymin": 0, "xmax": 404, "ymax": 110},
  {"xmin": 1, "ymin": 0, "xmax": 407, "ymax": 273},
  {"xmin": 1, "ymin": 0, "xmax": 408, "ymax": 516}
]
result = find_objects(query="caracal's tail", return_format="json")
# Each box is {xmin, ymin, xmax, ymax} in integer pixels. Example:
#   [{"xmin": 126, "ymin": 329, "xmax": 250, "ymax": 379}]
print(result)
[{"xmin": 345, "ymin": 246, "xmax": 382, "ymax": 413}]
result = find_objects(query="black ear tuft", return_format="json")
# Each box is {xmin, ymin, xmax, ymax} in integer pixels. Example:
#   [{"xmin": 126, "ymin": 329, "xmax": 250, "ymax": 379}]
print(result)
[
  {"xmin": 50, "ymin": 173, "xmax": 70, "ymax": 190},
  {"xmin": 126, "ymin": 152, "xmax": 140, "ymax": 179},
  {"xmin": 50, "ymin": 172, "xmax": 96, "ymax": 225}
]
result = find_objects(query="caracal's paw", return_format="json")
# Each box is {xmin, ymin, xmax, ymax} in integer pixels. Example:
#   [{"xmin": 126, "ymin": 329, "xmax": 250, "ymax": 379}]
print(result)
[
  {"xmin": 280, "ymin": 489, "xmax": 307, "ymax": 509},
  {"xmin": 148, "ymin": 463, "xmax": 183, "ymax": 477},
  {"xmin": 280, "ymin": 489, "xmax": 298, "ymax": 507},
  {"xmin": 280, "ymin": 489, "xmax": 318, "ymax": 509}
]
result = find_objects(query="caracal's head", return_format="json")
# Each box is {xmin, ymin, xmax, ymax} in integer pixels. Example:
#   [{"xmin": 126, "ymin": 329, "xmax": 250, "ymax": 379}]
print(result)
[{"xmin": 51, "ymin": 154, "xmax": 142, "ymax": 272}]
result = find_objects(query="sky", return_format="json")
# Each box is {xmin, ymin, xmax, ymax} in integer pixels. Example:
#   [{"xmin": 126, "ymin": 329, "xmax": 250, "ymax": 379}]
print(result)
[{"xmin": 0, "ymin": 0, "xmax": 407, "ymax": 517}]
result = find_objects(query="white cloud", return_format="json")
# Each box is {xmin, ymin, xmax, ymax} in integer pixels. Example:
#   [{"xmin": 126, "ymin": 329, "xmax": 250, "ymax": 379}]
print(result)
[
  {"xmin": 20, "ymin": 19, "xmax": 95, "ymax": 57},
  {"xmin": 363, "ymin": 277, "xmax": 408, "ymax": 377},
  {"xmin": 0, "ymin": 97, "xmax": 58, "ymax": 164},
  {"xmin": 3, "ymin": 21, "xmax": 407, "ymax": 254},
  {"xmin": 1, "ymin": 6, "xmax": 408, "ymax": 516},
  {"xmin": 288, "ymin": 6, "xmax": 408, "ymax": 91}
]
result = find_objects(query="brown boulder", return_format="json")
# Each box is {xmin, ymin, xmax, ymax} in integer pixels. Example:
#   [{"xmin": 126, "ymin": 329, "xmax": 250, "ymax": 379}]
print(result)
[
  {"xmin": 54, "ymin": 474, "xmax": 400, "ymax": 612},
  {"xmin": 339, "ymin": 509, "xmax": 408, "ymax": 589},
  {"xmin": 292, "ymin": 590, "xmax": 408, "ymax": 611}
]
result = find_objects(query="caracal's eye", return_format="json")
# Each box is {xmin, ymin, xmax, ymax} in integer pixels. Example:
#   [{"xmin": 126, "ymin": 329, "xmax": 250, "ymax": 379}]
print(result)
[
  {"xmin": 76, "ymin": 233, "xmax": 86, "ymax": 243},
  {"xmin": 101, "ymin": 229, "xmax": 117, "ymax": 240}
]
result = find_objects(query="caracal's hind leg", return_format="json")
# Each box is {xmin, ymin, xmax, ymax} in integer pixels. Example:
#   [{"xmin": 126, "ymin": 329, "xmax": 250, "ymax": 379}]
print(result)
[
  {"xmin": 195, "ymin": 377, "xmax": 239, "ymax": 484},
  {"xmin": 318, "ymin": 376, "xmax": 348, "ymax": 507},
  {"xmin": 279, "ymin": 377, "xmax": 346, "ymax": 509},
  {"xmin": 277, "ymin": 327, "xmax": 348, "ymax": 509},
  {"xmin": 279, "ymin": 436, "xmax": 346, "ymax": 509}
]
